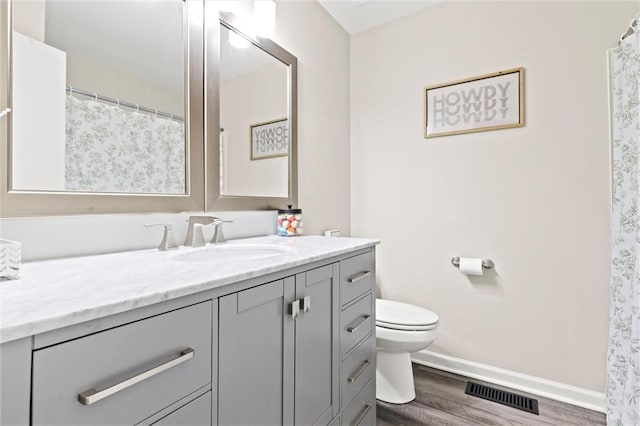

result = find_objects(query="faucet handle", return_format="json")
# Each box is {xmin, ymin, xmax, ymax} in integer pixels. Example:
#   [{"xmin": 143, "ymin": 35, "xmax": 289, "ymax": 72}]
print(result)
[
  {"xmin": 211, "ymin": 218, "xmax": 233, "ymax": 244},
  {"xmin": 144, "ymin": 223, "xmax": 179, "ymax": 251}
]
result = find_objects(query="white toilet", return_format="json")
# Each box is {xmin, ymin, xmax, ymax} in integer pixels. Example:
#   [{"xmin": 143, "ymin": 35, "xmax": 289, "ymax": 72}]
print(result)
[{"xmin": 375, "ymin": 298, "xmax": 439, "ymax": 404}]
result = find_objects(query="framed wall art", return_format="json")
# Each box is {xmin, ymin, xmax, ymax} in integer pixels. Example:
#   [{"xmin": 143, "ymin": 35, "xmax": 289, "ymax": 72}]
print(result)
[
  {"xmin": 424, "ymin": 67, "xmax": 524, "ymax": 138},
  {"xmin": 250, "ymin": 118, "xmax": 289, "ymax": 160}
]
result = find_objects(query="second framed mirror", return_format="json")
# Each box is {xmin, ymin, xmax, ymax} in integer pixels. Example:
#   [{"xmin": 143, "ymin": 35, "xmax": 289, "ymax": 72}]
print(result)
[{"xmin": 206, "ymin": 9, "xmax": 297, "ymax": 210}]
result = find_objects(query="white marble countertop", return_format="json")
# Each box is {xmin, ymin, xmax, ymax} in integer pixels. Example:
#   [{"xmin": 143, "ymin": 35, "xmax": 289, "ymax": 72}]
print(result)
[{"xmin": 0, "ymin": 235, "xmax": 378, "ymax": 344}]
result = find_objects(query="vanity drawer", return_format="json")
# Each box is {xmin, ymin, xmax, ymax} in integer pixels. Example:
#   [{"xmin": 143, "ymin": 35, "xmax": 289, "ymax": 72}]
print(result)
[
  {"xmin": 150, "ymin": 391, "xmax": 211, "ymax": 425},
  {"xmin": 341, "ymin": 378, "xmax": 375, "ymax": 426},
  {"xmin": 341, "ymin": 293, "xmax": 373, "ymax": 359},
  {"xmin": 341, "ymin": 251, "xmax": 374, "ymax": 305},
  {"xmin": 32, "ymin": 301, "xmax": 212, "ymax": 426},
  {"xmin": 341, "ymin": 335, "xmax": 374, "ymax": 409}
]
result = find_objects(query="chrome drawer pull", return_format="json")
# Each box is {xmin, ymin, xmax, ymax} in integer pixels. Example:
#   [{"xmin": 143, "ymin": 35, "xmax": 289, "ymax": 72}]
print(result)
[
  {"xmin": 347, "ymin": 314, "xmax": 370, "ymax": 333},
  {"xmin": 347, "ymin": 271, "xmax": 370, "ymax": 283},
  {"xmin": 351, "ymin": 403, "xmax": 372, "ymax": 426},
  {"xmin": 348, "ymin": 359, "xmax": 371, "ymax": 383},
  {"xmin": 78, "ymin": 348, "xmax": 195, "ymax": 406}
]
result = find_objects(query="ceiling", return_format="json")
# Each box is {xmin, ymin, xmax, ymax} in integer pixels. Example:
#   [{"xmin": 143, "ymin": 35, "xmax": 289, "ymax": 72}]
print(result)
[{"xmin": 316, "ymin": 0, "xmax": 442, "ymax": 34}]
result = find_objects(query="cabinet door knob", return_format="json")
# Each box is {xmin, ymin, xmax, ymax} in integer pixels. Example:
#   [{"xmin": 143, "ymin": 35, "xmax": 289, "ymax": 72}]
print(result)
[
  {"xmin": 301, "ymin": 296, "xmax": 311, "ymax": 314},
  {"xmin": 289, "ymin": 299, "xmax": 301, "ymax": 319}
]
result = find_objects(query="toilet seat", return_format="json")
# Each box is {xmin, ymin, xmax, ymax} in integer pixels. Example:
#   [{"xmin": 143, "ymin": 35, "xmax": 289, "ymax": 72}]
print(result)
[
  {"xmin": 376, "ymin": 320, "xmax": 437, "ymax": 331},
  {"xmin": 376, "ymin": 299, "xmax": 439, "ymax": 331}
]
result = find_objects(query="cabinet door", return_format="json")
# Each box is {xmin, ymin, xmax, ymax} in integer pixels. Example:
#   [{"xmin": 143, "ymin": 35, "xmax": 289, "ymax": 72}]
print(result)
[
  {"xmin": 294, "ymin": 263, "xmax": 340, "ymax": 425},
  {"xmin": 218, "ymin": 278, "xmax": 295, "ymax": 426}
]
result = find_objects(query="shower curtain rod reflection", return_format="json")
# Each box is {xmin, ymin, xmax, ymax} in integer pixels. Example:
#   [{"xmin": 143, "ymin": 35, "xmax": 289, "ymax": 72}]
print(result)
[{"xmin": 66, "ymin": 86, "xmax": 184, "ymax": 122}]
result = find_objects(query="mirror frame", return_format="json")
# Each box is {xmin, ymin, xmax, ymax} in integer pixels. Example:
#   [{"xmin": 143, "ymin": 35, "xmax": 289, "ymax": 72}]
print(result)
[
  {"xmin": 0, "ymin": 0, "xmax": 205, "ymax": 217},
  {"xmin": 205, "ymin": 9, "xmax": 297, "ymax": 211}
]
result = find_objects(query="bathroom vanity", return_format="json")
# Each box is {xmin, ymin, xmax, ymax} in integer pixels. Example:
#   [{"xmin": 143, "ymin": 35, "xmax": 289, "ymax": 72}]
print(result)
[{"xmin": 0, "ymin": 236, "xmax": 377, "ymax": 426}]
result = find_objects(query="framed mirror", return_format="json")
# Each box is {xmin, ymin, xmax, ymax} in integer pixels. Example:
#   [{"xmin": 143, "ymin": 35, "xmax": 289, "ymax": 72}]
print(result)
[
  {"xmin": 206, "ymin": 10, "xmax": 297, "ymax": 210},
  {"xmin": 0, "ymin": 0, "xmax": 205, "ymax": 217}
]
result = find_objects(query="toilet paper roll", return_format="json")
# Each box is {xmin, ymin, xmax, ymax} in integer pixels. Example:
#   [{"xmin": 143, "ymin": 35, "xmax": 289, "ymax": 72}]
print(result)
[{"xmin": 459, "ymin": 258, "xmax": 483, "ymax": 276}]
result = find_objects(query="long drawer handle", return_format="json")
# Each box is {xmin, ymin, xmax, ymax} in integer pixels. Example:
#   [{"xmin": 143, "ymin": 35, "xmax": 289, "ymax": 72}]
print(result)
[
  {"xmin": 348, "ymin": 359, "xmax": 371, "ymax": 383},
  {"xmin": 347, "ymin": 314, "xmax": 371, "ymax": 333},
  {"xmin": 347, "ymin": 271, "xmax": 371, "ymax": 283},
  {"xmin": 351, "ymin": 403, "xmax": 372, "ymax": 426},
  {"xmin": 78, "ymin": 348, "xmax": 195, "ymax": 406}
]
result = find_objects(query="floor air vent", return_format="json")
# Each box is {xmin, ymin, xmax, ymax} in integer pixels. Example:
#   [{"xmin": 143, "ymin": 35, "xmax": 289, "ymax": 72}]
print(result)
[{"xmin": 465, "ymin": 382, "xmax": 539, "ymax": 415}]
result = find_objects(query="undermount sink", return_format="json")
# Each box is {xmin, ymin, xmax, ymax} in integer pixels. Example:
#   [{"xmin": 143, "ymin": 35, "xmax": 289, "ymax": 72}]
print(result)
[{"xmin": 172, "ymin": 244, "xmax": 290, "ymax": 263}]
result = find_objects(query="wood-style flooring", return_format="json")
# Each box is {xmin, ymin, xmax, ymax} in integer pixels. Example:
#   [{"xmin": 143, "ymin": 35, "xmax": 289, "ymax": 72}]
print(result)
[{"xmin": 376, "ymin": 364, "xmax": 606, "ymax": 425}]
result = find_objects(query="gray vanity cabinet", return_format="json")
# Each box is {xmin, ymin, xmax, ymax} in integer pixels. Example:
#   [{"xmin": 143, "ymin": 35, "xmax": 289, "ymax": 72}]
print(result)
[
  {"xmin": 218, "ymin": 263, "xmax": 340, "ymax": 426},
  {"xmin": 0, "ymin": 245, "xmax": 377, "ymax": 426}
]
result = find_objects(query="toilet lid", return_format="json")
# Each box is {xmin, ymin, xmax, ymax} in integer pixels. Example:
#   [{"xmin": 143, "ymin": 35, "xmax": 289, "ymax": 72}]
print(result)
[{"xmin": 376, "ymin": 299, "xmax": 439, "ymax": 330}]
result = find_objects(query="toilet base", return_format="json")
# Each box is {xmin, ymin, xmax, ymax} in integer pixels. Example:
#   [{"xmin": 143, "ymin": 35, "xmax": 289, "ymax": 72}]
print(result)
[{"xmin": 376, "ymin": 350, "xmax": 415, "ymax": 404}]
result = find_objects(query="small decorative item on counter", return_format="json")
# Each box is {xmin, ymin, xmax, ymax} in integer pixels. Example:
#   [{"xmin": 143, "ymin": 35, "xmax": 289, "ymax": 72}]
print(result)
[
  {"xmin": 0, "ymin": 239, "xmax": 21, "ymax": 280},
  {"xmin": 277, "ymin": 205, "xmax": 303, "ymax": 236}
]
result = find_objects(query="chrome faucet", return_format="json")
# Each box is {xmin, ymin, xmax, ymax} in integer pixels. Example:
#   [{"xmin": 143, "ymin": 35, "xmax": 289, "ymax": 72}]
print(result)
[{"xmin": 184, "ymin": 216, "xmax": 217, "ymax": 247}]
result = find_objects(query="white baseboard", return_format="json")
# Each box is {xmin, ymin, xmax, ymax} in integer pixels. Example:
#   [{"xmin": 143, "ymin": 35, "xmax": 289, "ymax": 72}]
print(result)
[{"xmin": 412, "ymin": 350, "xmax": 605, "ymax": 413}]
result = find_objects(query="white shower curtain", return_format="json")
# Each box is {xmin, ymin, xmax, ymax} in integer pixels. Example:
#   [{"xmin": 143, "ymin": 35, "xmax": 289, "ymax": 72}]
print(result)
[
  {"xmin": 64, "ymin": 95, "xmax": 185, "ymax": 194},
  {"xmin": 607, "ymin": 16, "xmax": 640, "ymax": 425}
]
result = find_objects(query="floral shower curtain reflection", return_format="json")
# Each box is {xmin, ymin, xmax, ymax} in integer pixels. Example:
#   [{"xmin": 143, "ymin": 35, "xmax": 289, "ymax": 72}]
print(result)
[
  {"xmin": 608, "ymin": 15, "xmax": 640, "ymax": 425},
  {"xmin": 64, "ymin": 95, "xmax": 185, "ymax": 194}
]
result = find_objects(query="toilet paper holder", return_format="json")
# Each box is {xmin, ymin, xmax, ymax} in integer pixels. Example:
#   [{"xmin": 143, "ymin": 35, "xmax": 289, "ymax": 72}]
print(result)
[{"xmin": 451, "ymin": 257, "xmax": 494, "ymax": 270}]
